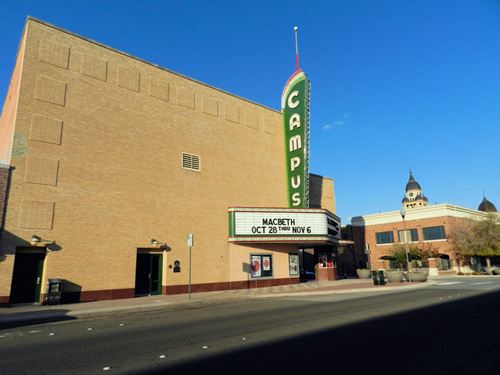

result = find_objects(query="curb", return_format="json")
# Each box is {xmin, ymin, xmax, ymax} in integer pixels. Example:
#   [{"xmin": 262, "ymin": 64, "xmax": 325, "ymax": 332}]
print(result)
[{"xmin": 255, "ymin": 281, "xmax": 436, "ymax": 298}]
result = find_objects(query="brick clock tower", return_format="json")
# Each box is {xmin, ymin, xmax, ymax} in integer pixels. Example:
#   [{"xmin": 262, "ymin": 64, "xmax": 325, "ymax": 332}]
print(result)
[{"xmin": 402, "ymin": 170, "xmax": 429, "ymax": 209}]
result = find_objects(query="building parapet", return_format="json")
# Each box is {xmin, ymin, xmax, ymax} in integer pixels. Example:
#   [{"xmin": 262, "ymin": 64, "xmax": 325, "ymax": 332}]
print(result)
[{"xmin": 351, "ymin": 203, "xmax": 493, "ymax": 227}]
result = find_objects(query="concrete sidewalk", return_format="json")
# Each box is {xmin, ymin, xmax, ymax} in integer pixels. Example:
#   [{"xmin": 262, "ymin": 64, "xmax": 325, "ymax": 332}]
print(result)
[{"xmin": 0, "ymin": 278, "xmax": 436, "ymax": 328}]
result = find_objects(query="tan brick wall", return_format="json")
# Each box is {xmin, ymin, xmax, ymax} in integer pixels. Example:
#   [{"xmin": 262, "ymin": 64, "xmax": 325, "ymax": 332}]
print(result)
[
  {"xmin": 0, "ymin": 19, "xmax": 328, "ymax": 299},
  {"xmin": 0, "ymin": 165, "xmax": 10, "ymax": 228},
  {"xmin": 0, "ymin": 24, "xmax": 26, "ymax": 164},
  {"xmin": 309, "ymin": 174, "xmax": 336, "ymax": 213}
]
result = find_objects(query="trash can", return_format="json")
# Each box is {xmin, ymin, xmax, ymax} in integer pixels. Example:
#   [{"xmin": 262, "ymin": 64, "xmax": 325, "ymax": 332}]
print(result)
[
  {"xmin": 47, "ymin": 279, "xmax": 63, "ymax": 305},
  {"xmin": 372, "ymin": 270, "xmax": 386, "ymax": 286},
  {"xmin": 377, "ymin": 270, "xmax": 387, "ymax": 285}
]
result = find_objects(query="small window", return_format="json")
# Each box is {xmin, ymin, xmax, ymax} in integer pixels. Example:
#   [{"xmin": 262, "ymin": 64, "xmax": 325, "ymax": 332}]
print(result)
[
  {"xmin": 398, "ymin": 229, "xmax": 419, "ymax": 242},
  {"xmin": 423, "ymin": 226, "xmax": 446, "ymax": 241},
  {"xmin": 375, "ymin": 231, "xmax": 394, "ymax": 244},
  {"xmin": 250, "ymin": 254, "xmax": 273, "ymax": 278},
  {"xmin": 182, "ymin": 153, "xmax": 200, "ymax": 171}
]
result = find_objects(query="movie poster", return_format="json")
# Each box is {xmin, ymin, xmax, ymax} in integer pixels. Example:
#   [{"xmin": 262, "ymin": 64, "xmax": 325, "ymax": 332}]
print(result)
[{"xmin": 251, "ymin": 255, "xmax": 261, "ymax": 277}]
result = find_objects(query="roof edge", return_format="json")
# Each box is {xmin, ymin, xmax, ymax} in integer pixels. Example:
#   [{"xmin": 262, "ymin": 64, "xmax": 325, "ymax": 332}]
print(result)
[
  {"xmin": 26, "ymin": 16, "xmax": 281, "ymax": 115},
  {"xmin": 350, "ymin": 203, "xmax": 496, "ymax": 225}
]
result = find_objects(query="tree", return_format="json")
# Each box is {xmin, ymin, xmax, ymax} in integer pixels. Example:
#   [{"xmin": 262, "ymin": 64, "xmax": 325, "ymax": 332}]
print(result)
[
  {"xmin": 389, "ymin": 243, "xmax": 421, "ymax": 269},
  {"xmin": 448, "ymin": 221, "xmax": 473, "ymax": 271},
  {"xmin": 471, "ymin": 213, "xmax": 500, "ymax": 266},
  {"xmin": 449, "ymin": 213, "xmax": 500, "ymax": 268}
]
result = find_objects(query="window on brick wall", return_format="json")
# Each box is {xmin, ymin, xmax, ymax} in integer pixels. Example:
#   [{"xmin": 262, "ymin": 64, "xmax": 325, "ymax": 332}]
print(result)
[
  {"xmin": 423, "ymin": 226, "xmax": 446, "ymax": 241},
  {"xmin": 181, "ymin": 153, "xmax": 200, "ymax": 171},
  {"xmin": 375, "ymin": 231, "xmax": 394, "ymax": 244},
  {"xmin": 398, "ymin": 228, "xmax": 419, "ymax": 242}
]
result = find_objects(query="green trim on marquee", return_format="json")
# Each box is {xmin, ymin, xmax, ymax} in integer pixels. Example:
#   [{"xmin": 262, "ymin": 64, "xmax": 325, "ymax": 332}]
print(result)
[
  {"xmin": 282, "ymin": 70, "xmax": 310, "ymax": 208},
  {"xmin": 228, "ymin": 211, "xmax": 235, "ymax": 237}
]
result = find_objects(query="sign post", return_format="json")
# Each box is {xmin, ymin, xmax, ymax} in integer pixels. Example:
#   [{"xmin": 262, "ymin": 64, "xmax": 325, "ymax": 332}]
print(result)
[{"xmin": 187, "ymin": 233, "xmax": 193, "ymax": 299}]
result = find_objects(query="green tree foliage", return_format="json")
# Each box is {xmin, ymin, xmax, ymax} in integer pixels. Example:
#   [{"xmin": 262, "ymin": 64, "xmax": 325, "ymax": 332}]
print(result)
[
  {"xmin": 449, "ymin": 213, "xmax": 500, "ymax": 266},
  {"xmin": 389, "ymin": 243, "xmax": 421, "ymax": 269}
]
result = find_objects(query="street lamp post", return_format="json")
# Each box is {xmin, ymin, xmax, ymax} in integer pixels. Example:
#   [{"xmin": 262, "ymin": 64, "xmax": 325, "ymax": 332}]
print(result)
[{"xmin": 400, "ymin": 209, "xmax": 412, "ymax": 283}]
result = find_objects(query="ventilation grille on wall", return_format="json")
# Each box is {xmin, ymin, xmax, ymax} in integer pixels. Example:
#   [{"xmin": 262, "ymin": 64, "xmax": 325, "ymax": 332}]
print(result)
[{"xmin": 182, "ymin": 153, "xmax": 200, "ymax": 171}]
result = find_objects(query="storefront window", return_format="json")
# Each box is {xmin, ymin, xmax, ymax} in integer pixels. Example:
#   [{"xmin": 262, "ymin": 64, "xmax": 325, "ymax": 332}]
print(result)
[
  {"xmin": 398, "ymin": 228, "xmax": 418, "ymax": 242},
  {"xmin": 250, "ymin": 254, "xmax": 273, "ymax": 278},
  {"xmin": 423, "ymin": 226, "xmax": 446, "ymax": 241},
  {"xmin": 375, "ymin": 231, "xmax": 394, "ymax": 244},
  {"xmin": 288, "ymin": 254, "xmax": 299, "ymax": 276}
]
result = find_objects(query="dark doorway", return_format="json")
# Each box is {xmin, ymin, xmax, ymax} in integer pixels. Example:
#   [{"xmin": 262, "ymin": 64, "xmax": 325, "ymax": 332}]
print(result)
[
  {"xmin": 299, "ymin": 248, "xmax": 316, "ymax": 280},
  {"xmin": 9, "ymin": 250, "xmax": 46, "ymax": 304},
  {"xmin": 135, "ymin": 253, "xmax": 162, "ymax": 296}
]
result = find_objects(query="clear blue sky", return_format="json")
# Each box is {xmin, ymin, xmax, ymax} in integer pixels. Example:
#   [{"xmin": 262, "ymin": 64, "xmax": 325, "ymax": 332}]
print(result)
[{"xmin": 1, "ymin": 0, "xmax": 499, "ymax": 221}]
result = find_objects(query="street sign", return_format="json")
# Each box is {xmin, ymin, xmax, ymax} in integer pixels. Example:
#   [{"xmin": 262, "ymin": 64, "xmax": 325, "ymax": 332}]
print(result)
[{"xmin": 187, "ymin": 233, "xmax": 193, "ymax": 247}]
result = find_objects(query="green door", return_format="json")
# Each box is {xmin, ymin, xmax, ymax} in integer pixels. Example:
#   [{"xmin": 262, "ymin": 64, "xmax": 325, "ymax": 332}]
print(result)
[
  {"xmin": 10, "ymin": 251, "xmax": 45, "ymax": 304},
  {"xmin": 135, "ymin": 253, "xmax": 162, "ymax": 296},
  {"xmin": 150, "ymin": 254, "xmax": 162, "ymax": 295}
]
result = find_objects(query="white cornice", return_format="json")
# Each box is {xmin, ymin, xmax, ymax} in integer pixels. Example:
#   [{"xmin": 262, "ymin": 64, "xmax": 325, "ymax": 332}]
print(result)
[{"xmin": 350, "ymin": 204, "xmax": 495, "ymax": 226}]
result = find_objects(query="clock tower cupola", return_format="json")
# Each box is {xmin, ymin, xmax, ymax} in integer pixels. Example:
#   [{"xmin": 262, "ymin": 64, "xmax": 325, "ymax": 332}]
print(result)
[{"xmin": 402, "ymin": 170, "xmax": 429, "ymax": 209}]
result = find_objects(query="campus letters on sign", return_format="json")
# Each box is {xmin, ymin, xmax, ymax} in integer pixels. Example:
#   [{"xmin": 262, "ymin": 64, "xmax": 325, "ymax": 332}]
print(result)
[
  {"xmin": 288, "ymin": 90, "xmax": 300, "ymax": 108},
  {"xmin": 282, "ymin": 70, "xmax": 310, "ymax": 208}
]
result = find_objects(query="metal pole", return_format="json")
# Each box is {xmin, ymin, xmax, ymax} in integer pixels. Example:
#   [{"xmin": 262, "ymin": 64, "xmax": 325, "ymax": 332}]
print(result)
[
  {"xmin": 401, "ymin": 212, "xmax": 412, "ymax": 283},
  {"xmin": 294, "ymin": 26, "xmax": 300, "ymax": 71},
  {"xmin": 188, "ymin": 244, "xmax": 192, "ymax": 299}
]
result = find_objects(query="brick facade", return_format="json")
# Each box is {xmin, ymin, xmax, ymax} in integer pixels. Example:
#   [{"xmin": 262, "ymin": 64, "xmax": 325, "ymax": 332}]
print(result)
[
  {"xmin": 363, "ymin": 215, "xmax": 458, "ymax": 270},
  {"xmin": 0, "ymin": 18, "xmax": 337, "ymax": 304},
  {"xmin": 0, "ymin": 165, "xmax": 10, "ymax": 230},
  {"xmin": 349, "ymin": 205, "xmax": 494, "ymax": 273}
]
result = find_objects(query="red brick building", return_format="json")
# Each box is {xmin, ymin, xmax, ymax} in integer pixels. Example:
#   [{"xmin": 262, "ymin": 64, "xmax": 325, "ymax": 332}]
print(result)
[{"xmin": 347, "ymin": 172, "xmax": 498, "ymax": 275}]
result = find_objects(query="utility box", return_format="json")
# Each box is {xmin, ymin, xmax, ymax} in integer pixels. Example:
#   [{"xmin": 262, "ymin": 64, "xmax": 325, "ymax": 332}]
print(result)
[{"xmin": 47, "ymin": 279, "xmax": 63, "ymax": 305}]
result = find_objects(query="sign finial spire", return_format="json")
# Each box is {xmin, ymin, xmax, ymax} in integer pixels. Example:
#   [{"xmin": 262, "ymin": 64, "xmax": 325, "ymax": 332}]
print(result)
[{"xmin": 294, "ymin": 26, "xmax": 300, "ymax": 71}]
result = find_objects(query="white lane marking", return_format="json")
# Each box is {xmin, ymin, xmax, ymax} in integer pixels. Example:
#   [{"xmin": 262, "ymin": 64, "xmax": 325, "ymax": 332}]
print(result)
[
  {"xmin": 28, "ymin": 330, "xmax": 42, "ymax": 334},
  {"xmin": 202, "ymin": 345, "xmax": 208, "ymax": 349},
  {"xmin": 159, "ymin": 355, "xmax": 166, "ymax": 359},
  {"xmin": 103, "ymin": 366, "xmax": 111, "ymax": 371},
  {"xmin": 436, "ymin": 282, "xmax": 463, "ymax": 286},
  {"xmin": 0, "ymin": 332, "xmax": 20, "ymax": 338},
  {"xmin": 472, "ymin": 281, "xmax": 495, "ymax": 285}
]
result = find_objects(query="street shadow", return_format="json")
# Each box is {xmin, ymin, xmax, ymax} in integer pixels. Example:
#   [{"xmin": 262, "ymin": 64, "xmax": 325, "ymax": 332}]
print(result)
[
  {"xmin": 137, "ymin": 289, "xmax": 500, "ymax": 375},
  {"xmin": 59, "ymin": 279, "xmax": 82, "ymax": 304},
  {"xmin": 0, "ymin": 309, "xmax": 76, "ymax": 329}
]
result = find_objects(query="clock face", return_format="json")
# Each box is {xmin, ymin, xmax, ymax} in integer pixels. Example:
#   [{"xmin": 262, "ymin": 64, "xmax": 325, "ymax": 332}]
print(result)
[{"xmin": 409, "ymin": 192, "xmax": 414, "ymax": 197}]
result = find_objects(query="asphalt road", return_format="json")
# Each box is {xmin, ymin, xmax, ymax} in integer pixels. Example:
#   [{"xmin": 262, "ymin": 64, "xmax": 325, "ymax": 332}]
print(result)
[{"xmin": 1, "ymin": 276, "xmax": 499, "ymax": 375}]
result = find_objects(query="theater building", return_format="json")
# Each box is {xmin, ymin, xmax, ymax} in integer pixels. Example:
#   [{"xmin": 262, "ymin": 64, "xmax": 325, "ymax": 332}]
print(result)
[
  {"xmin": 0, "ymin": 18, "xmax": 341, "ymax": 305},
  {"xmin": 348, "ymin": 172, "xmax": 498, "ymax": 275}
]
